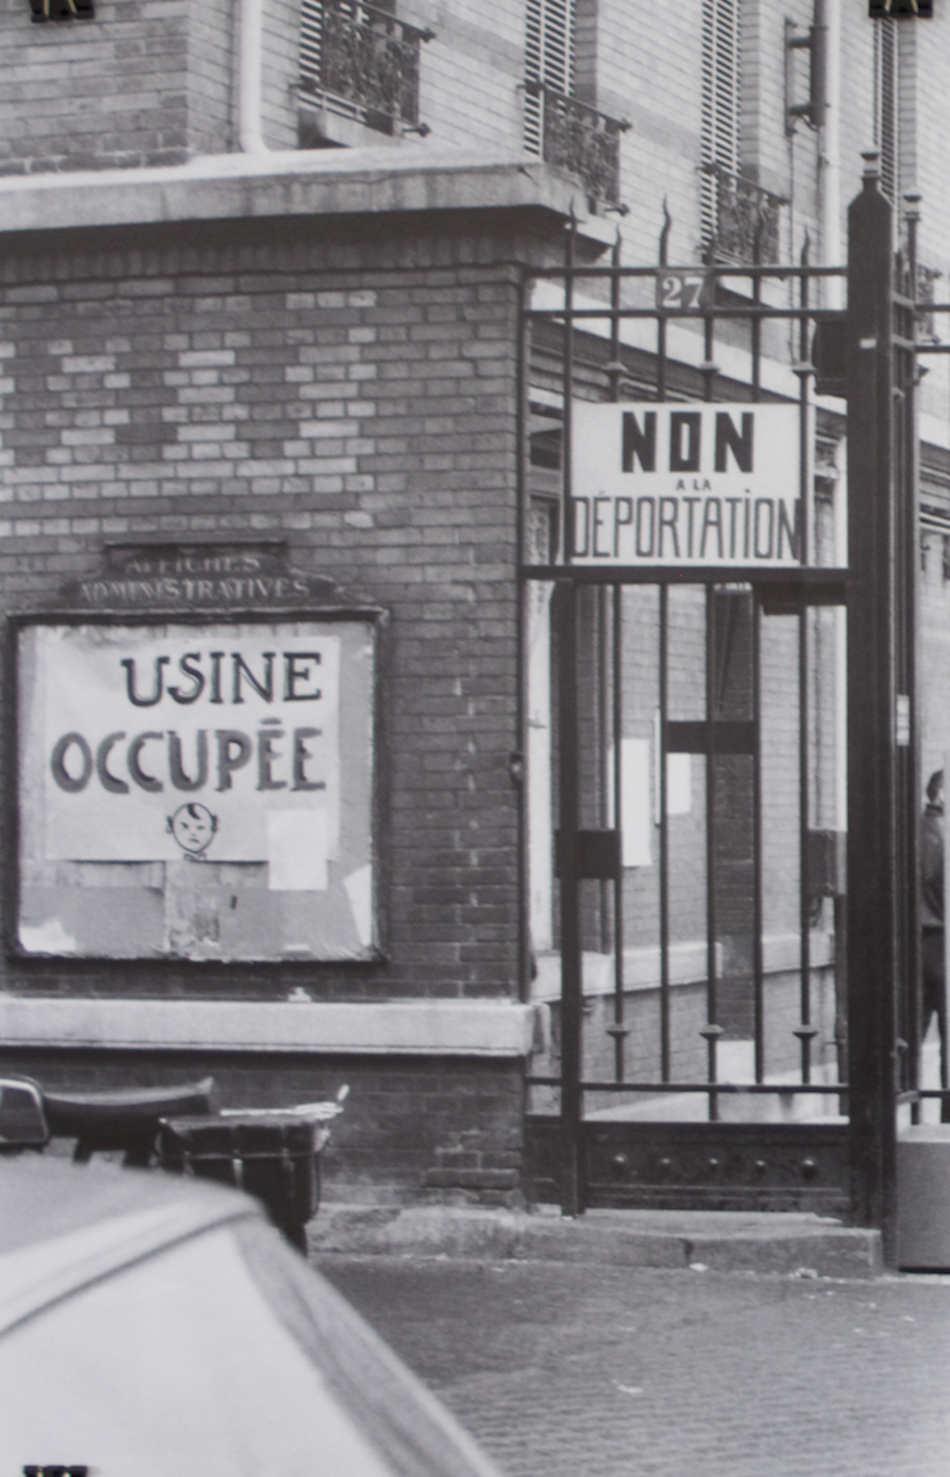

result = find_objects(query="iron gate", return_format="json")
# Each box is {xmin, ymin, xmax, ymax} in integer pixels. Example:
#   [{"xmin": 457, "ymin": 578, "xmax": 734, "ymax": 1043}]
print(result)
[{"xmin": 520, "ymin": 158, "xmax": 934, "ymax": 1240}]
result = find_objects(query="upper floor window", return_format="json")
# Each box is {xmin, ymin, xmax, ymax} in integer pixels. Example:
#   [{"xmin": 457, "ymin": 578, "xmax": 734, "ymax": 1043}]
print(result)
[
  {"xmin": 700, "ymin": 0, "xmax": 784, "ymax": 263},
  {"xmin": 874, "ymin": 16, "xmax": 899, "ymax": 204},
  {"xmin": 524, "ymin": 0, "xmax": 576, "ymax": 156},
  {"xmin": 298, "ymin": 0, "xmax": 433, "ymax": 142},
  {"xmin": 522, "ymin": 0, "xmax": 628, "ymax": 210},
  {"xmin": 700, "ymin": 0, "xmax": 740, "ymax": 244}
]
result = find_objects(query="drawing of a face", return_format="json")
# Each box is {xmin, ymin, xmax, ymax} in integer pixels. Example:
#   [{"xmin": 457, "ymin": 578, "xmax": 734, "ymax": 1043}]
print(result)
[{"xmin": 168, "ymin": 802, "xmax": 217, "ymax": 856}]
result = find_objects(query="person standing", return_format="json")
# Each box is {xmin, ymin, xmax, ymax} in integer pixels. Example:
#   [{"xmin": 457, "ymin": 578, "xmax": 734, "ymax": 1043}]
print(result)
[{"xmin": 921, "ymin": 770, "xmax": 949, "ymax": 1119}]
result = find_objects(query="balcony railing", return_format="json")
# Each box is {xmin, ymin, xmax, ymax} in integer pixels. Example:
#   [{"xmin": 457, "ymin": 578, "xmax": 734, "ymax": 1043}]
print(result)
[
  {"xmin": 701, "ymin": 163, "xmax": 788, "ymax": 265},
  {"xmin": 299, "ymin": 1, "xmax": 434, "ymax": 135},
  {"xmin": 525, "ymin": 82, "xmax": 629, "ymax": 209},
  {"xmin": 917, "ymin": 264, "xmax": 942, "ymax": 342}
]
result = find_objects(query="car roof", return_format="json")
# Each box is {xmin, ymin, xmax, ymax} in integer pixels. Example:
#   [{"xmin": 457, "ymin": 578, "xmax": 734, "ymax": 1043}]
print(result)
[
  {"xmin": 0, "ymin": 1157, "xmax": 507, "ymax": 1477},
  {"xmin": 0, "ymin": 1156, "xmax": 259, "ymax": 1336}
]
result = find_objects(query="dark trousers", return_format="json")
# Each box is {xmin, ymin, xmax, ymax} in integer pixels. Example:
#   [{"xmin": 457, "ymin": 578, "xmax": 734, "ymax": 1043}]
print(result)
[{"xmin": 922, "ymin": 928, "xmax": 950, "ymax": 1120}]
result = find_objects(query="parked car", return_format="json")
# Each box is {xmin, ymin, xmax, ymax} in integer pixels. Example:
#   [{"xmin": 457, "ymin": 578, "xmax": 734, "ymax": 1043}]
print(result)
[{"xmin": 0, "ymin": 1156, "xmax": 504, "ymax": 1477}]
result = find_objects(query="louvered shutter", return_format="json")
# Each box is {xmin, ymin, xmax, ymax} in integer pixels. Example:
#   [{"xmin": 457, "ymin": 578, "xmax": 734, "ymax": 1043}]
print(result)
[
  {"xmin": 300, "ymin": 0, "xmax": 323, "ymax": 94},
  {"xmin": 877, "ymin": 18, "xmax": 899, "ymax": 204},
  {"xmin": 700, "ymin": 0, "xmax": 740, "ymax": 245},
  {"xmin": 299, "ymin": 1, "xmax": 394, "ymax": 97},
  {"xmin": 524, "ymin": 0, "xmax": 576, "ymax": 157}
]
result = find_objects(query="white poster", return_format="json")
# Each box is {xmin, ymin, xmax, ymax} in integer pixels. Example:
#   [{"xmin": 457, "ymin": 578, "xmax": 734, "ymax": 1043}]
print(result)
[
  {"xmin": 32, "ymin": 625, "xmax": 339, "ymax": 865},
  {"xmin": 18, "ymin": 620, "xmax": 376, "ymax": 961},
  {"xmin": 571, "ymin": 401, "xmax": 804, "ymax": 568}
]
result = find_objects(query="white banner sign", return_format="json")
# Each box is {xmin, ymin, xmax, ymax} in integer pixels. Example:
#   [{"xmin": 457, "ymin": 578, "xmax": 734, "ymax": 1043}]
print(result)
[
  {"xmin": 18, "ymin": 620, "xmax": 376, "ymax": 962},
  {"xmin": 25, "ymin": 624, "xmax": 339, "ymax": 866},
  {"xmin": 571, "ymin": 402, "xmax": 803, "ymax": 568}
]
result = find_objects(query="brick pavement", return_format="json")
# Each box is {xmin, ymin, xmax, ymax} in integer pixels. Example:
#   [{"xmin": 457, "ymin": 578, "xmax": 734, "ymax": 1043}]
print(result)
[{"xmin": 316, "ymin": 1254, "xmax": 950, "ymax": 1477}]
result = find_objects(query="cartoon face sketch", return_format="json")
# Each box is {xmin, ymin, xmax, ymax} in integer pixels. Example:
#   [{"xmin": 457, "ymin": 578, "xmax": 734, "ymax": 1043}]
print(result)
[{"xmin": 167, "ymin": 802, "xmax": 218, "ymax": 857}]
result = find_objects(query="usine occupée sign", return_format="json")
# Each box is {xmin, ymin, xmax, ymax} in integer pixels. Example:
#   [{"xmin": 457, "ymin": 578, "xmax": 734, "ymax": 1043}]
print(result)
[
  {"xmin": 571, "ymin": 402, "xmax": 802, "ymax": 567},
  {"xmin": 17, "ymin": 620, "xmax": 377, "ymax": 963}
]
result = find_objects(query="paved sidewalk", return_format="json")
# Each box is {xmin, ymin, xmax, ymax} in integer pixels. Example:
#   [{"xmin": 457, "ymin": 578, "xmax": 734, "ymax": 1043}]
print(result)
[
  {"xmin": 314, "ymin": 1251, "xmax": 950, "ymax": 1477},
  {"xmin": 311, "ymin": 1202, "xmax": 883, "ymax": 1278}
]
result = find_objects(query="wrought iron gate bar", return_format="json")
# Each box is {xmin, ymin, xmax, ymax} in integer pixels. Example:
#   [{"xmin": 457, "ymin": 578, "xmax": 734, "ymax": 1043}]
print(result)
[
  {"xmin": 704, "ymin": 586, "xmax": 720, "ymax": 1121},
  {"xmin": 610, "ymin": 584, "xmax": 626, "ymax": 1081},
  {"xmin": 561, "ymin": 218, "xmax": 576, "ymax": 571},
  {"xmin": 521, "ymin": 566, "xmax": 849, "ymax": 589},
  {"xmin": 523, "ymin": 306, "xmax": 843, "ymax": 321},
  {"xmin": 659, "ymin": 583, "xmax": 671, "ymax": 1081},
  {"xmin": 529, "ymin": 263, "xmax": 846, "ymax": 280},
  {"xmin": 799, "ymin": 594, "xmax": 813, "ymax": 1083},
  {"xmin": 752, "ymin": 594, "xmax": 765, "ymax": 1082},
  {"xmin": 522, "ymin": 207, "xmax": 864, "ymax": 1220},
  {"xmin": 526, "ymin": 1079, "xmax": 850, "ymax": 1094},
  {"xmin": 666, "ymin": 720, "xmax": 755, "ymax": 753}
]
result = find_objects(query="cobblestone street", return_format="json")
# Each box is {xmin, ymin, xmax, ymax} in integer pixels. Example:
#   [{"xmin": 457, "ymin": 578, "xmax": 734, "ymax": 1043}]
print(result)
[{"xmin": 318, "ymin": 1255, "xmax": 950, "ymax": 1477}]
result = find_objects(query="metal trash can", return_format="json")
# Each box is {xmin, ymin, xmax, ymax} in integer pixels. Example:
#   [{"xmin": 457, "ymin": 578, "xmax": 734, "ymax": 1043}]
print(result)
[
  {"xmin": 897, "ymin": 1123, "xmax": 950, "ymax": 1269},
  {"xmin": 158, "ymin": 1112, "xmax": 328, "ymax": 1252}
]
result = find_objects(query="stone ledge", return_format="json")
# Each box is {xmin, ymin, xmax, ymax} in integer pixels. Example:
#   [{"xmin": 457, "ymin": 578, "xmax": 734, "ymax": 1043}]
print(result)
[
  {"xmin": 0, "ymin": 148, "xmax": 612, "ymax": 238},
  {"xmin": 0, "ymin": 995, "xmax": 539, "ymax": 1058}
]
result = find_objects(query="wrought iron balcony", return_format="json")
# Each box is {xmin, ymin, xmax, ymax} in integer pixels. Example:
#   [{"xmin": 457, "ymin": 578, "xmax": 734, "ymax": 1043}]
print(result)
[
  {"xmin": 701, "ymin": 163, "xmax": 788, "ymax": 265},
  {"xmin": 299, "ymin": 1, "xmax": 434, "ymax": 136},
  {"xmin": 525, "ymin": 82, "xmax": 629, "ymax": 209},
  {"xmin": 916, "ymin": 264, "xmax": 942, "ymax": 342}
]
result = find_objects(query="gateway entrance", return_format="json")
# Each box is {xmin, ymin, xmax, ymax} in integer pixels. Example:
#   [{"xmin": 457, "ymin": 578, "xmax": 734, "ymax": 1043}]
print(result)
[{"xmin": 521, "ymin": 161, "xmax": 933, "ymax": 1245}]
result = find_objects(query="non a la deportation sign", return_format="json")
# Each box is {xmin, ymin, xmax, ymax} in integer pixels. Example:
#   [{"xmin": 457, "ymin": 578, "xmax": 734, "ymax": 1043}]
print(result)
[{"xmin": 571, "ymin": 402, "xmax": 804, "ymax": 567}]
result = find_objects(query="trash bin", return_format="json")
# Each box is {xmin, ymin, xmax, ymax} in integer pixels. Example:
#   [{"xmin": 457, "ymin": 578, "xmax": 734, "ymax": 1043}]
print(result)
[
  {"xmin": 897, "ymin": 1123, "xmax": 950, "ymax": 1269},
  {"xmin": 158, "ymin": 1112, "xmax": 328, "ymax": 1252}
]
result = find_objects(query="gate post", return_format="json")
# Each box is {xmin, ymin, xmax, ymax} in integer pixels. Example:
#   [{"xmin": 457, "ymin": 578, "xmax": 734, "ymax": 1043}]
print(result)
[
  {"xmin": 553, "ymin": 577, "xmax": 583, "ymax": 1215},
  {"xmin": 845, "ymin": 154, "xmax": 901, "ymax": 1248}
]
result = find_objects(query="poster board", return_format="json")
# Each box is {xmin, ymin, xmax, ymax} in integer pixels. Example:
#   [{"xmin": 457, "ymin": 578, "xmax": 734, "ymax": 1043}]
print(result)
[
  {"xmin": 570, "ymin": 402, "xmax": 804, "ymax": 568},
  {"xmin": 16, "ymin": 618, "xmax": 378, "ymax": 961}
]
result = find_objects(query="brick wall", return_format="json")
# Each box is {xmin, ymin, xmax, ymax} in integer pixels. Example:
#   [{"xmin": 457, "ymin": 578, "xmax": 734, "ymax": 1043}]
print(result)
[
  {"xmin": 0, "ymin": 201, "xmax": 567, "ymax": 1203},
  {"xmin": 0, "ymin": 1045, "xmax": 525, "ymax": 1204},
  {"xmin": 402, "ymin": 0, "xmax": 526, "ymax": 155},
  {"xmin": 0, "ymin": 210, "xmax": 563, "ymax": 1005},
  {"xmin": 0, "ymin": 0, "xmax": 238, "ymax": 174},
  {"xmin": 0, "ymin": 0, "xmax": 914, "ymax": 277},
  {"xmin": 597, "ymin": 0, "xmax": 705, "ymax": 264},
  {"xmin": 189, "ymin": 0, "xmax": 237, "ymax": 156},
  {"xmin": 261, "ymin": 0, "xmax": 301, "ymax": 150}
]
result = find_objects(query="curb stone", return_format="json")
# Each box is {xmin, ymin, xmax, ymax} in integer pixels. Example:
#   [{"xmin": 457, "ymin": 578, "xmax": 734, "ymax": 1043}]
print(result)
[{"xmin": 309, "ymin": 1204, "xmax": 884, "ymax": 1279}]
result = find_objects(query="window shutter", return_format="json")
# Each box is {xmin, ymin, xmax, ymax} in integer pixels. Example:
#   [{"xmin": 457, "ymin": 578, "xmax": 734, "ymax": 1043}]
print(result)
[
  {"xmin": 300, "ymin": 2, "xmax": 396, "ymax": 93},
  {"xmin": 524, "ymin": 0, "xmax": 576, "ymax": 157},
  {"xmin": 300, "ymin": 0, "xmax": 323, "ymax": 93},
  {"xmin": 700, "ymin": 0, "xmax": 740, "ymax": 245},
  {"xmin": 876, "ymin": 18, "xmax": 899, "ymax": 205}
]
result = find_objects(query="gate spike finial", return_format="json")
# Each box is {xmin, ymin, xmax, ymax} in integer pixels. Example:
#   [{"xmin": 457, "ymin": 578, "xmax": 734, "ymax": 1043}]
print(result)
[
  {"xmin": 659, "ymin": 197, "xmax": 672, "ymax": 266},
  {"xmin": 861, "ymin": 149, "xmax": 881, "ymax": 184}
]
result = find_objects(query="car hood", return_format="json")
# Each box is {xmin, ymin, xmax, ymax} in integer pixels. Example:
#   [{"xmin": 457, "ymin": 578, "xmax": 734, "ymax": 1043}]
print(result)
[{"xmin": 0, "ymin": 1158, "xmax": 504, "ymax": 1477}]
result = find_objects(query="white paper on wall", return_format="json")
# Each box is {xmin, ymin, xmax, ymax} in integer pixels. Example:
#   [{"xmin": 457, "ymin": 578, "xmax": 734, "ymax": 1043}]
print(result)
[
  {"xmin": 266, "ymin": 810, "xmax": 328, "ymax": 891},
  {"xmin": 666, "ymin": 752, "xmax": 692, "ymax": 815},
  {"xmin": 343, "ymin": 863, "xmax": 374, "ymax": 946},
  {"xmin": 608, "ymin": 739, "xmax": 653, "ymax": 868}
]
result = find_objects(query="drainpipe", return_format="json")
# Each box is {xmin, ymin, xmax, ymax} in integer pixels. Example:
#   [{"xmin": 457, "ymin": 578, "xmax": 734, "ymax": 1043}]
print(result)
[
  {"xmin": 819, "ymin": 0, "xmax": 848, "ymax": 854},
  {"xmin": 239, "ymin": 0, "xmax": 269, "ymax": 154},
  {"xmin": 818, "ymin": 0, "xmax": 841, "ymax": 305}
]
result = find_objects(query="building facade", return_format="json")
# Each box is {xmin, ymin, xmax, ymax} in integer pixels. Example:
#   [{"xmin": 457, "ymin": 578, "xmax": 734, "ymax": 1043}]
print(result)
[{"xmin": 0, "ymin": 0, "xmax": 947, "ymax": 1209}]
